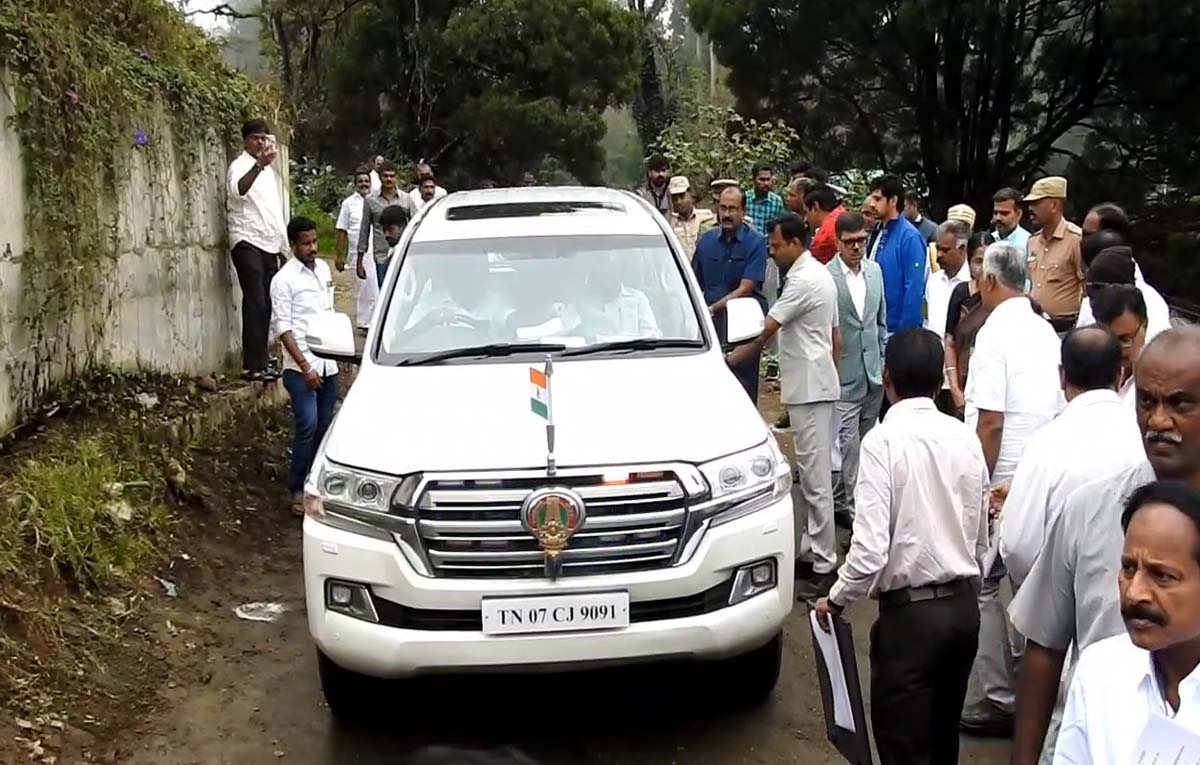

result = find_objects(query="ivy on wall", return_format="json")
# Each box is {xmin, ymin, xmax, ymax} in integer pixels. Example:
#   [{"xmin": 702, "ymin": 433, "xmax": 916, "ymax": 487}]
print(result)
[{"xmin": 0, "ymin": 0, "xmax": 281, "ymax": 408}]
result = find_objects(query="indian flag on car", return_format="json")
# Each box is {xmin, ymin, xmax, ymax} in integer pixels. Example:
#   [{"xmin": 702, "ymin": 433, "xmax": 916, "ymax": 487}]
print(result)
[{"xmin": 530, "ymin": 366, "xmax": 550, "ymax": 419}]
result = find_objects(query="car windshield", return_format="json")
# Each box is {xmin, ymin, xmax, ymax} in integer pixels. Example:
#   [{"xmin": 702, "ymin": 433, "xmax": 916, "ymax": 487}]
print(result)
[{"xmin": 375, "ymin": 234, "xmax": 705, "ymax": 364}]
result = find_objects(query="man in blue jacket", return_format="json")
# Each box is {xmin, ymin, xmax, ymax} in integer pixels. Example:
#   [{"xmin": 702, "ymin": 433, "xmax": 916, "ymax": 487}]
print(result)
[{"xmin": 866, "ymin": 175, "xmax": 927, "ymax": 334}]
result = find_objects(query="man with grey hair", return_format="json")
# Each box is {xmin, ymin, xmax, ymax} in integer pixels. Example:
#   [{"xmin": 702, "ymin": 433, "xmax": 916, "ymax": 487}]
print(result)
[
  {"xmin": 926, "ymin": 219, "xmax": 972, "ymax": 341},
  {"xmin": 959, "ymin": 240, "xmax": 1065, "ymax": 737}
]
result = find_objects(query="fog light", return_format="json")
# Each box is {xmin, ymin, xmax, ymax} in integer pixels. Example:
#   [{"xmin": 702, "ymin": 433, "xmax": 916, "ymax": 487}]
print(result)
[
  {"xmin": 324, "ymin": 580, "xmax": 379, "ymax": 623},
  {"xmin": 729, "ymin": 559, "xmax": 778, "ymax": 605},
  {"xmin": 750, "ymin": 562, "xmax": 774, "ymax": 587}
]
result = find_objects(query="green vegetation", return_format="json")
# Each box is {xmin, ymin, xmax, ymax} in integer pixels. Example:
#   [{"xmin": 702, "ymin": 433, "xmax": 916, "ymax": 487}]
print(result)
[{"xmin": 2, "ymin": 441, "xmax": 171, "ymax": 591}]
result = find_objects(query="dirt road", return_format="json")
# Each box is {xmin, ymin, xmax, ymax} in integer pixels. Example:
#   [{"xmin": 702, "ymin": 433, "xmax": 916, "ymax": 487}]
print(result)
[{"xmin": 105, "ymin": 267, "xmax": 1011, "ymax": 763}]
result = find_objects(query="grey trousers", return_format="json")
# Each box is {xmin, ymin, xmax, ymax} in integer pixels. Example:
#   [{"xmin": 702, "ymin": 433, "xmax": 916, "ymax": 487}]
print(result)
[
  {"xmin": 789, "ymin": 401, "xmax": 837, "ymax": 574},
  {"xmin": 972, "ymin": 570, "xmax": 1024, "ymax": 712},
  {"xmin": 832, "ymin": 385, "xmax": 885, "ymax": 518}
]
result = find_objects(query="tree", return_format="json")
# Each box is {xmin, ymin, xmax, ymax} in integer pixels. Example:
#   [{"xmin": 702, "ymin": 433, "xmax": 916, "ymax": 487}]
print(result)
[
  {"xmin": 687, "ymin": 0, "xmax": 1200, "ymax": 224},
  {"xmin": 199, "ymin": 0, "xmax": 640, "ymax": 184}
]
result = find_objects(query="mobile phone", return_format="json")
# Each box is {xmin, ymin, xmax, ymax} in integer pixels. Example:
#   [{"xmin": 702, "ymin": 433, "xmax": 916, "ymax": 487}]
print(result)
[{"xmin": 264, "ymin": 133, "xmax": 277, "ymax": 152}]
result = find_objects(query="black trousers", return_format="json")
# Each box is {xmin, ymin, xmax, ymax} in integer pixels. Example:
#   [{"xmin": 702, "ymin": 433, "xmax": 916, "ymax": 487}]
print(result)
[
  {"xmin": 870, "ymin": 587, "xmax": 980, "ymax": 765},
  {"xmin": 231, "ymin": 241, "xmax": 279, "ymax": 371}
]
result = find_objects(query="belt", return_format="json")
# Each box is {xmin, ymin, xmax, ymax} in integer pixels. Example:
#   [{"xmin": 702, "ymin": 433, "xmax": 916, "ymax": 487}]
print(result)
[{"xmin": 878, "ymin": 577, "xmax": 977, "ymax": 609}]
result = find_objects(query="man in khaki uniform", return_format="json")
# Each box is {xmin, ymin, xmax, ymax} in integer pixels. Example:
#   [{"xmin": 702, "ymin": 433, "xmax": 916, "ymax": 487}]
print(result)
[
  {"xmin": 1025, "ymin": 177, "xmax": 1084, "ymax": 332},
  {"xmin": 667, "ymin": 176, "xmax": 715, "ymax": 259}
]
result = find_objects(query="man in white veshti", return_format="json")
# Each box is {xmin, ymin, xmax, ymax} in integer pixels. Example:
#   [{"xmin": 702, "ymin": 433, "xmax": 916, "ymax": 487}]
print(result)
[{"xmin": 334, "ymin": 167, "xmax": 379, "ymax": 331}]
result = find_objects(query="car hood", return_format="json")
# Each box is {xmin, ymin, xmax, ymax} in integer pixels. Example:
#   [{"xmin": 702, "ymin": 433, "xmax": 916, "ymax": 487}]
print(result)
[{"xmin": 323, "ymin": 352, "xmax": 767, "ymax": 474}]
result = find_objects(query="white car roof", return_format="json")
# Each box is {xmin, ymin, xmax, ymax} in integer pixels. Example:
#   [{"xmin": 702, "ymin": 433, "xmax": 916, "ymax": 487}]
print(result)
[{"xmin": 409, "ymin": 186, "xmax": 667, "ymax": 243}]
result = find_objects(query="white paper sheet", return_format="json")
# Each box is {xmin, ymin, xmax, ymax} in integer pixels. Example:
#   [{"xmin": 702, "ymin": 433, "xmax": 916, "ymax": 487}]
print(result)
[
  {"xmin": 1133, "ymin": 714, "xmax": 1200, "ymax": 762},
  {"xmin": 809, "ymin": 610, "xmax": 856, "ymax": 732}
]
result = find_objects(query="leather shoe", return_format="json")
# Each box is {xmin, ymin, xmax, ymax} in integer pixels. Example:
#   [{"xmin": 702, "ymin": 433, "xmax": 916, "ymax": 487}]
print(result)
[{"xmin": 958, "ymin": 699, "xmax": 1014, "ymax": 737}]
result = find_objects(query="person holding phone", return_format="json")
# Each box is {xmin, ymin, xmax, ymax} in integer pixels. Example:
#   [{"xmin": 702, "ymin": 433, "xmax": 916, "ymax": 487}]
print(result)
[{"xmin": 228, "ymin": 118, "xmax": 288, "ymax": 381}]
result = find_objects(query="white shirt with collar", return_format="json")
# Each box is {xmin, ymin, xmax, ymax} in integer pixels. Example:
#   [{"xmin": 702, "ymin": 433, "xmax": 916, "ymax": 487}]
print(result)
[
  {"xmin": 1055, "ymin": 631, "xmax": 1200, "ymax": 765},
  {"xmin": 227, "ymin": 151, "xmax": 288, "ymax": 254},
  {"xmin": 925, "ymin": 260, "xmax": 970, "ymax": 338},
  {"xmin": 964, "ymin": 296, "xmax": 1066, "ymax": 486},
  {"xmin": 369, "ymin": 170, "xmax": 381, "ymax": 195},
  {"xmin": 269, "ymin": 257, "xmax": 338, "ymax": 377},
  {"xmin": 409, "ymin": 185, "xmax": 447, "ymax": 208},
  {"xmin": 1076, "ymin": 276, "xmax": 1172, "ymax": 344},
  {"xmin": 572, "ymin": 286, "xmax": 661, "ymax": 340},
  {"xmin": 833, "ymin": 255, "xmax": 868, "ymax": 320},
  {"xmin": 828, "ymin": 397, "xmax": 990, "ymax": 608},
  {"xmin": 998, "ymin": 388, "xmax": 1145, "ymax": 586}
]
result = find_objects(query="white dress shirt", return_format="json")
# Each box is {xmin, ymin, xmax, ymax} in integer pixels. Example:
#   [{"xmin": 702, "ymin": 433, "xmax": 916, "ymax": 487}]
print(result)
[
  {"xmin": 335, "ymin": 193, "xmax": 378, "ymax": 329},
  {"xmin": 409, "ymin": 185, "xmax": 447, "ymax": 208},
  {"xmin": 998, "ymin": 388, "xmax": 1145, "ymax": 585},
  {"xmin": 1055, "ymin": 632, "xmax": 1200, "ymax": 765},
  {"xmin": 965, "ymin": 296, "xmax": 1066, "ymax": 486},
  {"xmin": 828, "ymin": 398, "xmax": 989, "ymax": 607},
  {"xmin": 369, "ymin": 170, "xmax": 381, "ymax": 195},
  {"xmin": 834, "ymin": 256, "xmax": 868, "ymax": 320},
  {"xmin": 571, "ymin": 286, "xmax": 661, "ymax": 340},
  {"xmin": 269, "ymin": 257, "xmax": 338, "ymax": 377},
  {"xmin": 226, "ymin": 151, "xmax": 288, "ymax": 254},
  {"xmin": 1076, "ymin": 275, "xmax": 1171, "ymax": 343},
  {"xmin": 925, "ymin": 261, "xmax": 970, "ymax": 338}
]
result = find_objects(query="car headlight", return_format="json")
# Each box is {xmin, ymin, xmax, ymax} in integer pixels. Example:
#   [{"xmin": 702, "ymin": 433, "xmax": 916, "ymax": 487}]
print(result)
[
  {"xmin": 303, "ymin": 455, "xmax": 427, "ymax": 563},
  {"xmin": 695, "ymin": 440, "xmax": 792, "ymax": 527}
]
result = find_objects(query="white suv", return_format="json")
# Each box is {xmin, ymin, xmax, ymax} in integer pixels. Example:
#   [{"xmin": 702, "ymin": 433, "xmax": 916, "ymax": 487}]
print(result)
[{"xmin": 302, "ymin": 187, "xmax": 794, "ymax": 719}]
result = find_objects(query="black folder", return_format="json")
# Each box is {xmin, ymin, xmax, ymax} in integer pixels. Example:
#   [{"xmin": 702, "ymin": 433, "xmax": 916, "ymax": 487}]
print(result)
[{"xmin": 807, "ymin": 610, "xmax": 873, "ymax": 765}]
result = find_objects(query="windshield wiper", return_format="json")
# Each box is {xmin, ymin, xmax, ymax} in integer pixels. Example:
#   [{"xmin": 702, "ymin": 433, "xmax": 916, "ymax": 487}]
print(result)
[
  {"xmin": 560, "ymin": 338, "xmax": 704, "ymax": 357},
  {"xmin": 396, "ymin": 342, "xmax": 567, "ymax": 366}
]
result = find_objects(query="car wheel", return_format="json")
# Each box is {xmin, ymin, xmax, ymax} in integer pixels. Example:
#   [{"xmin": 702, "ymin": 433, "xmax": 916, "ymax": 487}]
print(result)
[
  {"xmin": 317, "ymin": 649, "xmax": 378, "ymax": 723},
  {"xmin": 719, "ymin": 632, "xmax": 783, "ymax": 705}
]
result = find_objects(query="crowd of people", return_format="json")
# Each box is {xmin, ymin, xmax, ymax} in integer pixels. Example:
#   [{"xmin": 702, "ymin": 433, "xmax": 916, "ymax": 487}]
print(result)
[
  {"xmin": 642, "ymin": 153, "xmax": 1200, "ymax": 764},
  {"xmin": 226, "ymin": 117, "xmax": 1200, "ymax": 764}
]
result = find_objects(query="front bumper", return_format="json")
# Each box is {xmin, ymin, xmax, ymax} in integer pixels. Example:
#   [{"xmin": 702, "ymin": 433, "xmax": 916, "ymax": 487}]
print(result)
[{"xmin": 303, "ymin": 494, "xmax": 794, "ymax": 678}]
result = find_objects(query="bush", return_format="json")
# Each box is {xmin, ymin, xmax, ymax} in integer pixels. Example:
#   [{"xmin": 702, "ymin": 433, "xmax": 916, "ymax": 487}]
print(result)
[
  {"xmin": 291, "ymin": 155, "xmax": 350, "ymax": 214},
  {"xmin": 291, "ymin": 197, "xmax": 339, "ymax": 259}
]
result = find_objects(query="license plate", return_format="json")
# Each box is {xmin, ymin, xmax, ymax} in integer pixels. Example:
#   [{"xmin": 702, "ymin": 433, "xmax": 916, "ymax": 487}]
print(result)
[{"xmin": 481, "ymin": 592, "xmax": 630, "ymax": 636}]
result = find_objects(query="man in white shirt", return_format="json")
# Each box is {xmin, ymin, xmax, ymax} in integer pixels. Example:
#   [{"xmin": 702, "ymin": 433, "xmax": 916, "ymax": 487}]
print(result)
[
  {"xmin": 1076, "ymin": 246, "xmax": 1171, "ymax": 342},
  {"xmin": 991, "ymin": 187, "xmax": 1031, "ymax": 253},
  {"xmin": 814, "ymin": 327, "xmax": 989, "ymax": 765},
  {"xmin": 409, "ymin": 162, "xmax": 447, "ymax": 207},
  {"xmin": 962, "ymin": 240, "xmax": 1065, "ymax": 736},
  {"xmin": 1008, "ymin": 327, "xmax": 1200, "ymax": 765},
  {"xmin": 725, "ymin": 213, "xmax": 840, "ymax": 595},
  {"xmin": 369, "ymin": 154, "xmax": 384, "ymax": 195},
  {"xmin": 334, "ymin": 168, "xmax": 378, "ymax": 330},
  {"xmin": 926, "ymin": 219, "xmax": 972, "ymax": 341},
  {"xmin": 999, "ymin": 326, "xmax": 1144, "ymax": 587},
  {"xmin": 1092, "ymin": 285, "xmax": 1148, "ymax": 411},
  {"xmin": 271, "ymin": 217, "xmax": 338, "ymax": 515},
  {"xmin": 576, "ymin": 255, "xmax": 661, "ymax": 340},
  {"xmin": 1055, "ymin": 480, "xmax": 1200, "ymax": 764},
  {"xmin": 227, "ymin": 119, "xmax": 289, "ymax": 381}
]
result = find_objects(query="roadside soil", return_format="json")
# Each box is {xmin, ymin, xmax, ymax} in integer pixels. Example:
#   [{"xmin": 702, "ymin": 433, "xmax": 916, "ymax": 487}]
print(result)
[{"xmin": 0, "ymin": 268, "xmax": 1010, "ymax": 764}]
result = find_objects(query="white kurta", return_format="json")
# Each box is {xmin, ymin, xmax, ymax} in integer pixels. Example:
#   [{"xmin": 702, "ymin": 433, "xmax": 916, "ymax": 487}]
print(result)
[{"xmin": 335, "ymin": 192, "xmax": 378, "ymax": 329}]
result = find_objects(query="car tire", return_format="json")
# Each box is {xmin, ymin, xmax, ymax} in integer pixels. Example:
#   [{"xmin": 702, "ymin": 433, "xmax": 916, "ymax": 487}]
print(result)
[
  {"xmin": 719, "ymin": 632, "xmax": 783, "ymax": 705},
  {"xmin": 317, "ymin": 649, "xmax": 378, "ymax": 723}
]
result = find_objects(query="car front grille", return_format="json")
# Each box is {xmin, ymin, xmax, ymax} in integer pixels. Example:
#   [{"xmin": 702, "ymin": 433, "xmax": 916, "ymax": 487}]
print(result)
[{"xmin": 414, "ymin": 470, "xmax": 689, "ymax": 579}]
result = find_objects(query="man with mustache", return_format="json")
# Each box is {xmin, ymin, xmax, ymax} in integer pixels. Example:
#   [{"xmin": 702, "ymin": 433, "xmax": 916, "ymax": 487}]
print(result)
[
  {"xmin": 1007, "ymin": 327, "xmax": 1200, "ymax": 764},
  {"xmin": 1054, "ymin": 480, "xmax": 1200, "ymax": 762}
]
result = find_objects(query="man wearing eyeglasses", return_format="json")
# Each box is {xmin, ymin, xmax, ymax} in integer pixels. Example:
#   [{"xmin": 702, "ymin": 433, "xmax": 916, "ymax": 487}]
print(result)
[{"xmin": 827, "ymin": 212, "xmax": 888, "ymax": 531}]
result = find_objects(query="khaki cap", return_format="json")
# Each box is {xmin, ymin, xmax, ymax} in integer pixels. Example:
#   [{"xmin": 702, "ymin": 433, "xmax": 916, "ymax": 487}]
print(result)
[
  {"xmin": 947, "ymin": 204, "xmax": 977, "ymax": 229},
  {"xmin": 709, "ymin": 178, "xmax": 739, "ymax": 191},
  {"xmin": 1025, "ymin": 176, "xmax": 1068, "ymax": 202},
  {"xmin": 668, "ymin": 176, "xmax": 690, "ymax": 195}
]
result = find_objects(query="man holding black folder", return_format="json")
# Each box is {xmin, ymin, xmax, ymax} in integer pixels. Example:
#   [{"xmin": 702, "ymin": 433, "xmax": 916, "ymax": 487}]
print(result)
[{"xmin": 814, "ymin": 328, "xmax": 990, "ymax": 765}]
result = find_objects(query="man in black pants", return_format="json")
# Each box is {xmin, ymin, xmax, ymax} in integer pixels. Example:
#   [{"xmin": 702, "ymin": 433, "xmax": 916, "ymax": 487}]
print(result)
[
  {"xmin": 227, "ymin": 119, "xmax": 289, "ymax": 381},
  {"xmin": 814, "ymin": 328, "xmax": 989, "ymax": 764}
]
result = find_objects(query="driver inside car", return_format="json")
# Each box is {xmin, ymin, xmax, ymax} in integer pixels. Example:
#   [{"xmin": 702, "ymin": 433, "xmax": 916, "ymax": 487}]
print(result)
[{"xmin": 403, "ymin": 254, "xmax": 510, "ymax": 340}]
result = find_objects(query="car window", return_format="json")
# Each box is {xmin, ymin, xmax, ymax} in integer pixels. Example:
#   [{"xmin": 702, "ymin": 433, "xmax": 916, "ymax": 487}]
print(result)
[{"xmin": 375, "ymin": 234, "xmax": 704, "ymax": 362}]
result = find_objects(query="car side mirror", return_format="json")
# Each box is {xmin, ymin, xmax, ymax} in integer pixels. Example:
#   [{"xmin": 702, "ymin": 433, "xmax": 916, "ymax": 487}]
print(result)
[
  {"xmin": 306, "ymin": 312, "xmax": 361, "ymax": 364},
  {"xmin": 725, "ymin": 297, "xmax": 765, "ymax": 344}
]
